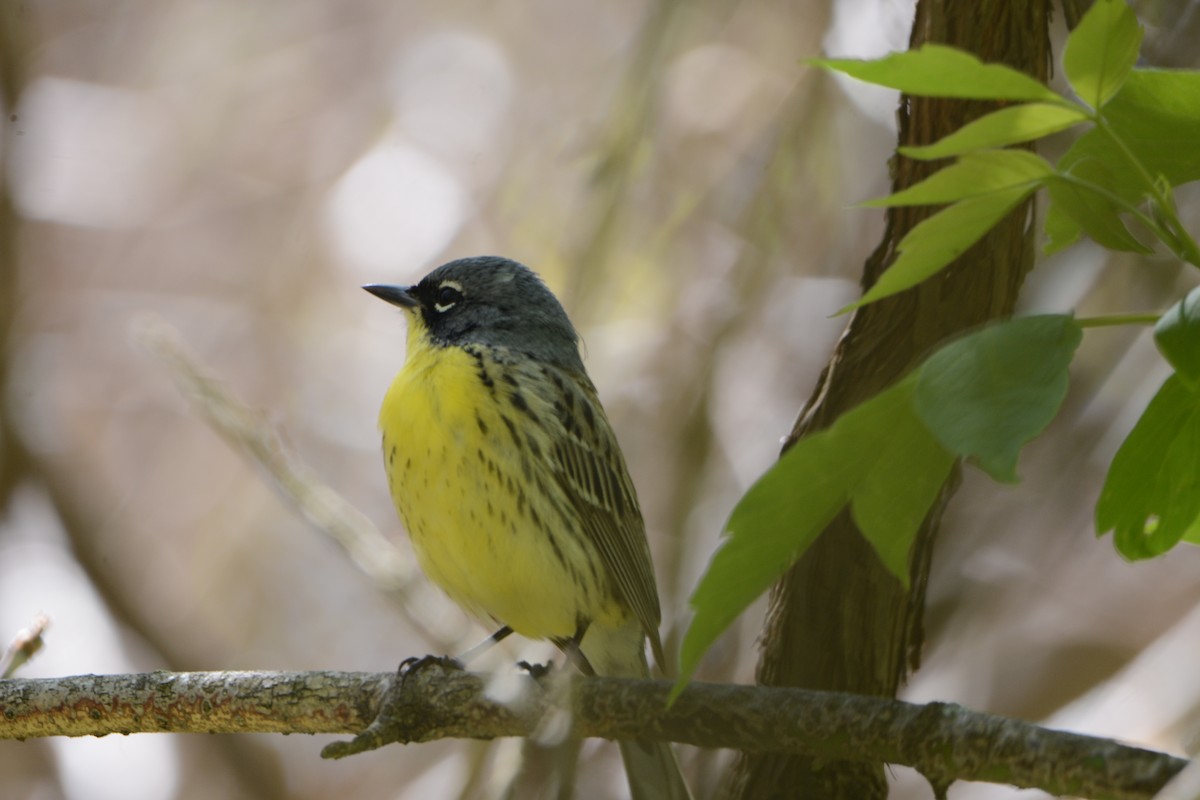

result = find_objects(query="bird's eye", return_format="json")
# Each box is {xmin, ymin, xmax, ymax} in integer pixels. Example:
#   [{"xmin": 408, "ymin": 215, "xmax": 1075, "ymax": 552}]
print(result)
[{"xmin": 434, "ymin": 283, "xmax": 463, "ymax": 313}]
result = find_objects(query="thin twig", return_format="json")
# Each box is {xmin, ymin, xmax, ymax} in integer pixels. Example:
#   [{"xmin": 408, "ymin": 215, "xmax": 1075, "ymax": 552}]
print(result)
[
  {"xmin": 131, "ymin": 315, "xmax": 453, "ymax": 650},
  {"xmin": 0, "ymin": 614, "xmax": 49, "ymax": 678}
]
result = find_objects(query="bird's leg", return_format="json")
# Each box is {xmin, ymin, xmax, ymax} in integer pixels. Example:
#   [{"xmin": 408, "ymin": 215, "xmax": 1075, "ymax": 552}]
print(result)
[
  {"xmin": 456, "ymin": 625, "xmax": 514, "ymax": 665},
  {"xmin": 523, "ymin": 623, "xmax": 594, "ymax": 679},
  {"xmin": 553, "ymin": 622, "xmax": 595, "ymax": 676}
]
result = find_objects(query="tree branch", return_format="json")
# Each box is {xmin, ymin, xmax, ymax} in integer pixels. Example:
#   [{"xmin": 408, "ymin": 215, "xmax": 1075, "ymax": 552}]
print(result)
[
  {"xmin": 131, "ymin": 317, "xmax": 464, "ymax": 652},
  {"xmin": 133, "ymin": 317, "xmax": 417, "ymax": 597},
  {"xmin": 0, "ymin": 665, "xmax": 1186, "ymax": 800},
  {"xmin": 0, "ymin": 671, "xmax": 384, "ymax": 738}
]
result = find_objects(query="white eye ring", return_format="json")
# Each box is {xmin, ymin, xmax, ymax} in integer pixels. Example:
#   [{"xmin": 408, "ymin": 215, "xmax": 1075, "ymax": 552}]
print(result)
[{"xmin": 434, "ymin": 280, "xmax": 464, "ymax": 313}]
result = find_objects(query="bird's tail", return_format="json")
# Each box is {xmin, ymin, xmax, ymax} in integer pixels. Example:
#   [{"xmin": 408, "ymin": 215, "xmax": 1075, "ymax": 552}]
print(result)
[
  {"xmin": 582, "ymin": 619, "xmax": 693, "ymax": 800},
  {"xmin": 617, "ymin": 738, "xmax": 692, "ymax": 800}
]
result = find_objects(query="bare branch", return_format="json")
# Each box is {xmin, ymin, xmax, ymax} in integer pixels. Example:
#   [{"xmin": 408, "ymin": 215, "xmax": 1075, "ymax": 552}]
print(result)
[
  {"xmin": 132, "ymin": 317, "xmax": 460, "ymax": 650},
  {"xmin": 1, "ymin": 670, "xmax": 384, "ymax": 738},
  {"xmin": 0, "ymin": 666, "xmax": 1186, "ymax": 800},
  {"xmin": 134, "ymin": 317, "xmax": 412, "ymax": 592}
]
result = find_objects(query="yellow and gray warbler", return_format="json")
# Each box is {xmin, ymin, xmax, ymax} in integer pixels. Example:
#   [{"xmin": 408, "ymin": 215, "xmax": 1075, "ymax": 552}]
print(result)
[{"xmin": 366, "ymin": 256, "xmax": 690, "ymax": 800}]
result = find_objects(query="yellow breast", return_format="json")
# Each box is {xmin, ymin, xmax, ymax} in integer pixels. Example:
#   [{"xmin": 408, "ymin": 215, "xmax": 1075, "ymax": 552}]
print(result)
[{"xmin": 378, "ymin": 327, "xmax": 616, "ymax": 641}]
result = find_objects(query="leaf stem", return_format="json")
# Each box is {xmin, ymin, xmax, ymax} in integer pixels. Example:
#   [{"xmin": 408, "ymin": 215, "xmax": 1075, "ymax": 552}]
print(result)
[
  {"xmin": 1055, "ymin": 173, "xmax": 1174, "ymax": 250},
  {"xmin": 1094, "ymin": 116, "xmax": 1200, "ymax": 267},
  {"xmin": 1076, "ymin": 312, "xmax": 1160, "ymax": 329}
]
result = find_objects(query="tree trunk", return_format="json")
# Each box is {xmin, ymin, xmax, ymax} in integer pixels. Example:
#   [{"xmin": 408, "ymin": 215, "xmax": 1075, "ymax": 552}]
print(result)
[{"xmin": 726, "ymin": 2, "xmax": 1052, "ymax": 798}]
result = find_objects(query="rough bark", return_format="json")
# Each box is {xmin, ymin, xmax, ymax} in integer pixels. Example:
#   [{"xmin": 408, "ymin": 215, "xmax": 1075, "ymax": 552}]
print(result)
[
  {"xmin": 727, "ymin": 2, "xmax": 1052, "ymax": 798},
  {"xmin": 0, "ymin": 666, "xmax": 1185, "ymax": 800}
]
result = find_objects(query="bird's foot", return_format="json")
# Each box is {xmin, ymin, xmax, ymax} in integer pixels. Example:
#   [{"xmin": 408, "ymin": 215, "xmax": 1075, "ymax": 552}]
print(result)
[
  {"xmin": 516, "ymin": 659, "xmax": 555, "ymax": 680},
  {"xmin": 399, "ymin": 653, "xmax": 464, "ymax": 676},
  {"xmin": 321, "ymin": 654, "xmax": 468, "ymax": 760}
]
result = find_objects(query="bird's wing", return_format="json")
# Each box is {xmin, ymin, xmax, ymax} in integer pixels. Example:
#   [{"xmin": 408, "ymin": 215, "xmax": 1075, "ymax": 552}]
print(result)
[{"xmin": 533, "ymin": 362, "xmax": 666, "ymax": 669}]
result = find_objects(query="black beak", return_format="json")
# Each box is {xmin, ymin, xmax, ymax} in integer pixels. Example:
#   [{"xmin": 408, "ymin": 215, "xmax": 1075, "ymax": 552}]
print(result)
[{"xmin": 363, "ymin": 284, "xmax": 418, "ymax": 309}]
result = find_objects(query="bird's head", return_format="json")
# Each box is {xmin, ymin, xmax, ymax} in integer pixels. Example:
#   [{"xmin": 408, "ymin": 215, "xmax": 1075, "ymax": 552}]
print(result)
[{"xmin": 365, "ymin": 256, "xmax": 584, "ymax": 371}]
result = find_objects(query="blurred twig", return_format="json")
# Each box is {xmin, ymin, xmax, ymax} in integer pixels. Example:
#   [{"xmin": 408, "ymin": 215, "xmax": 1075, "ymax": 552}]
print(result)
[
  {"xmin": 132, "ymin": 315, "xmax": 451, "ymax": 649},
  {"xmin": 0, "ymin": 614, "xmax": 49, "ymax": 678},
  {"xmin": 564, "ymin": 0, "xmax": 682, "ymax": 314},
  {"xmin": 0, "ymin": 0, "xmax": 30, "ymax": 513}
]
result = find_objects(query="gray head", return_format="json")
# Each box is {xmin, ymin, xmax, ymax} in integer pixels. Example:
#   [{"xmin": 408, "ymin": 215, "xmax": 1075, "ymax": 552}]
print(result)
[{"xmin": 364, "ymin": 256, "xmax": 584, "ymax": 371}]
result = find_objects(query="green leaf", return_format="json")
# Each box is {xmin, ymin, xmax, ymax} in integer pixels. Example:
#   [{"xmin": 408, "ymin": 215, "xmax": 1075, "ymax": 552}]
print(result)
[
  {"xmin": 1044, "ymin": 69, "xmax": 1200, "ymax": 254},
  {"xmin": 813, "ymin": 44, "xmax": 1063, "ymax": 102},
  {"xmin": 1182, "ymin": 513, "xmax": 1200, "ymax": 546},
  {"xmin": 1044, "ymin": 201, "xmax": 1083, "ymax": 254},
  {"xmin": 1155, "ymin": 287, "xmax": 1200, "ymax": 385},
  {"xmin": 677, "ymin": 426, "xmax": 860, "ymax": 691},
  {"xmin": 914, "ymin": 315, "xmax": 1083, "ymax": 482},
  {"xmin": 1044, "ymin": 175, "xmax": 1152, "ymax": 253},
  {"xmin": 1063, "ymin": 0, "xmax": 1143, "ymax": 110},
  {"xmin": 1050, "ymin": 70, "xmax": 1200, "ymax": 222},
  {"xmin": 1097, "ymin": 374, "xmax": 1200, "ymax": 559},
  {"xmin": 843, "ymin": 185, "xmax": 1033, "ymax": 312},
  {"xmin": 864, "ymin": 150, "xmax": 1054, "ymax": 208},
  {"xmin": 677, "ymin": 378, "xmax": 953, "ymax": 689},
  {"xmin": 899, "ymin": 104, "xmax": 1089, "ymax": 160},
  {"xmin": 846, "ymin": 380, "xmax": 956, "ymax": 579}
]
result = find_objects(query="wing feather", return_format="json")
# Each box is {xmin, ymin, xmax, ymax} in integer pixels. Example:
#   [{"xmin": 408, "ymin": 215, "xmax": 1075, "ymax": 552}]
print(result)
[{"xmin": 527, "ymin": 360, "xmax": 666, "ymax": 668}]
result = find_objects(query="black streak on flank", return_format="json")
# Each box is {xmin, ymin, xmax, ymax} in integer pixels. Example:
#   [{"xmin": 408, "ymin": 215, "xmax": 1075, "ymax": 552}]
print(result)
[
  {"xmin": 510, "ymin": 391, "xmax": 536, "ymax": 420},
  {"xmin": 547, "ymin": 532, "xmax": 567, "ymax": 568},
  {"xmin": 578, "ymin": 538, "xmax": 600, "ymax": 585},
  {"xmin": 501, "ymin": 414, "xmax": 520, "ymax": 446},
  {"xmin": 388, "ymin": 445, "xmax": 397, "ymax": 466},
  {"xmin": 476, "ymin": 414, "xmax": 489, "ymax": 436}
]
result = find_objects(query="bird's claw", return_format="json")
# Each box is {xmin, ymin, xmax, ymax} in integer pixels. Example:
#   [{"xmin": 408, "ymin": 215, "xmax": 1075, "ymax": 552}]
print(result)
[{"xmin": 517, "ymin": 659, "xmax": 554, "ymax": 679}]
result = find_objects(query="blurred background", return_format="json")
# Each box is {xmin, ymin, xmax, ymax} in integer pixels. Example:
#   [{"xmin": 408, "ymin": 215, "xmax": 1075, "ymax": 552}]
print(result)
[{"xmin": 2, "ymin": 0, "xmax": 1199, "ymax": 798}]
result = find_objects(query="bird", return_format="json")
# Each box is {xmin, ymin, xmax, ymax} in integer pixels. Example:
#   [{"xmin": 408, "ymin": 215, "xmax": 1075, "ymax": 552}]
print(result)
[{"xmin": 365, "ymin": 255, "xmax": 691, "ymax": 800}]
